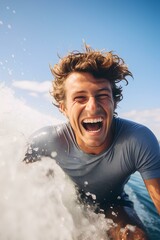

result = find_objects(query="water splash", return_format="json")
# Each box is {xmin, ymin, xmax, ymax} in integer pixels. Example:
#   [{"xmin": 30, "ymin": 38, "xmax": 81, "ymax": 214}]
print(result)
[{"xmin": 0, "ymin": 85, "xmax": 112, "ymax": 240}]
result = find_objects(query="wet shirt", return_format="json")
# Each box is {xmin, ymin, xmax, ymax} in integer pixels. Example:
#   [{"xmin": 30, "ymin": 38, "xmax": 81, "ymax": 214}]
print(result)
[{"xmin": 24, "ymin": 117, "xmax": 160, "ymax": 209}]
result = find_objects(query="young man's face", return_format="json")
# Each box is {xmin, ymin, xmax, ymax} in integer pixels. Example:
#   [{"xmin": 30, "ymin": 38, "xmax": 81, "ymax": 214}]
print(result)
[{"xmin": 60, "ymin": 72, "xmax": 115, "ymax": 154}]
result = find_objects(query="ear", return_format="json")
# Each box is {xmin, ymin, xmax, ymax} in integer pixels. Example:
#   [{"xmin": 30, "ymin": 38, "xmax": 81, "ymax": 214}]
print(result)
[{"xmin": 59, "ymin": 103, "xmax": 68, "ymax": 117}]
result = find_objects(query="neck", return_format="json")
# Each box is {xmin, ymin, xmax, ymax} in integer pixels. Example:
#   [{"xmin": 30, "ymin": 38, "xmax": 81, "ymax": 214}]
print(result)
[{"xmin": 79, "ymin": 121, "xmax": 115, "ymax": 155}]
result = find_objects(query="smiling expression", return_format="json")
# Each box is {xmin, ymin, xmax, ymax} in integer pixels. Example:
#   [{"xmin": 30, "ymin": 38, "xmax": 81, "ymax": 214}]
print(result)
[{"xmin": 60, "ymin": 72, "xmax": 115, "ymax": 154}]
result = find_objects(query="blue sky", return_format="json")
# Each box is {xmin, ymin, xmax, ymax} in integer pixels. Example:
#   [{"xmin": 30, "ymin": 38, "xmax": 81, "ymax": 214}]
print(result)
[{"xmin": 1, "ymin": 0, "xmax": 160, "ymax": 137}]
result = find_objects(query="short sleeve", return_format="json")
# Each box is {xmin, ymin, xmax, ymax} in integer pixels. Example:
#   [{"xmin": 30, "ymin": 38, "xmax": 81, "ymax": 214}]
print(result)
[{"xmin": 132, "ymin": 126, "xmax": 160, "ymax": 180}]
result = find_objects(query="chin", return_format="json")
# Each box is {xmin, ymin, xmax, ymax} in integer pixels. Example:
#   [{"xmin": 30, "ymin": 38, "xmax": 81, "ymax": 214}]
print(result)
[{"xmin": 86, "ymin": 142, "xmax": 104, "ymax": 148}]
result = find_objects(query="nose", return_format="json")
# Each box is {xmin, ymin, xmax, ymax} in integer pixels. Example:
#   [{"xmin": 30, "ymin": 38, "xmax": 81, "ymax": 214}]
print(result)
[{"xmin": 85, "ymin": 96, "xmax": 98, "ymax": 113}]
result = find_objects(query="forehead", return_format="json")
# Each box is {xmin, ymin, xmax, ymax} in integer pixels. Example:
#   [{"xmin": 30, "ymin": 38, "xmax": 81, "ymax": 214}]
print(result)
[{"xmin": 65, "ymin": 72, "xmax": 112, "ymax": 93}]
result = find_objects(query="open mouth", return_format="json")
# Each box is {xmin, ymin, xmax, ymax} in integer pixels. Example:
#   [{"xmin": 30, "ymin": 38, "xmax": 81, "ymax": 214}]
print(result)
[{"xmin": 82, "ymin": 118, "xmax": 103, "ymax": 132}]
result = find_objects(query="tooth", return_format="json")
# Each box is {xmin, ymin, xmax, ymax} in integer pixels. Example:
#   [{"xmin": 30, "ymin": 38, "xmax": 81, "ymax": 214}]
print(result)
[{"xmin": 83, "ymin": 118, "xmax": 103, "ymax": 123}]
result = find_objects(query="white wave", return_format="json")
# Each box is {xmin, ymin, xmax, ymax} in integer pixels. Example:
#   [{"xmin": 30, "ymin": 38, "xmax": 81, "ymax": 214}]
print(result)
[{"xmin": 0, "ymin": 84, "xmax": 113, "ymax": 240}]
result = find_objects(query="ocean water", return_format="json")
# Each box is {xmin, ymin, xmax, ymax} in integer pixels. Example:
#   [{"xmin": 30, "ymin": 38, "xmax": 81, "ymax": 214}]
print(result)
[
  {"xmin": 126, "ymin": 173, "xmax": 160, "ymax": 239},
  {"xmin": 1, "ymin": 84, "xmax": 159, "ymax": 240}
]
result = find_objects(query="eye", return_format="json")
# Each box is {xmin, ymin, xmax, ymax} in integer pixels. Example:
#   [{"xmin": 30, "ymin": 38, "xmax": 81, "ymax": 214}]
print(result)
[
  {"xmin": 96, "ymin": 94, "xmax": 110, "ymax": 100},
  {"xmin": 74, "ymin": 96, "xmax": 87, "ymax": 103}
]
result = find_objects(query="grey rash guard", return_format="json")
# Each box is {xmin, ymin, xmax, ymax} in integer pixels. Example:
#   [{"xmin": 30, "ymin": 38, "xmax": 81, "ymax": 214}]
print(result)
[{"xmin": 24, "ymin": 117, "xmax": 160, "ymax": 210}]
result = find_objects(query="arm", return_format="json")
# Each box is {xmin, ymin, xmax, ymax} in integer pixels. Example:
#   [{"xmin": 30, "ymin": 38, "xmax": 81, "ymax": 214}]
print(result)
[
  {"xmin": 106, "ymin": 206, "xmax": 149, "ymax": 239},
  {"xmin": 107, "ymin": 178, "xmax": 160, "ymax": 239},
  {"xmin": 144, "ymin": 177, "xmax": 160, "ymax": 214}
]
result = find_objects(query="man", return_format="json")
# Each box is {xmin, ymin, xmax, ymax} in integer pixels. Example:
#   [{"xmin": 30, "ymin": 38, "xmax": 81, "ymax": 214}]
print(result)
[{"xmin": 24, "ymin": 45, "xmax": 160, "ymax": 239}]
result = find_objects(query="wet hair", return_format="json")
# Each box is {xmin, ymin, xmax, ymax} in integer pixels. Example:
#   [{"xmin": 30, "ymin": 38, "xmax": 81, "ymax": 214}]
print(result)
[{"xmin": 50, "ymin": 44, "xmax": 132, "ymax": 114}]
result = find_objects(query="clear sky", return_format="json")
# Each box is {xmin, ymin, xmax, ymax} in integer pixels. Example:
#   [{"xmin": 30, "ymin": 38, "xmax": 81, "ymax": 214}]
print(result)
[{"xmin": 1, "ymin": 0, "xmax": 160, "ymax": 138}]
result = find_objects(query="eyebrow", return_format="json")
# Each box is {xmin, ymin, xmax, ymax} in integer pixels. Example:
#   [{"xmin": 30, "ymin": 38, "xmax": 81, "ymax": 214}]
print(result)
[
  {"xmin": 72, "ymin": 87, "xmax": 112, "ymax": 95},
  {"xmin": 97, "ymin": 87, "xmax": 112, "ymax": 93}
]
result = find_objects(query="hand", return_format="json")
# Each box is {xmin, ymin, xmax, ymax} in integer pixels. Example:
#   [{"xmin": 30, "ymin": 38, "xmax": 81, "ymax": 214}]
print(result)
[
  {"xmin": 107, "ymin": 224, "xmax": 149, "ymax": 240},
  {"xmin": 119, "ymin": 225, "xmax": 148, "ymax": 240}
]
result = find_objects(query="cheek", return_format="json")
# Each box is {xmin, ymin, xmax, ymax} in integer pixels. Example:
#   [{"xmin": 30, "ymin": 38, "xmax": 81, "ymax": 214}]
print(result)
[
  {"xmin": 107, "ymin": 100, "xmax": 115, "ymax": 111},
  {"xmin": 65, "ymin": 105, "xmax": 76, "ymax": 122},
  {"xmin": 69, "ymin": 105, "xmax": 83, "ymax": 126},
  {"xmin": 102, "ymin": 102, "xmax": 114, "ymax": 114}
]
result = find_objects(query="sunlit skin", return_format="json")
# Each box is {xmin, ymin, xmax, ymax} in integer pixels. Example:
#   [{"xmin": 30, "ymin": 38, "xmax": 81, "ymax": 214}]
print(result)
[
  {"xmin": 60, "ymin": 72, "xmax": 115, "ymax": 155},
  {"xmin": 144, "ymin": 178, "xmax": 160, "ymax": 214}
]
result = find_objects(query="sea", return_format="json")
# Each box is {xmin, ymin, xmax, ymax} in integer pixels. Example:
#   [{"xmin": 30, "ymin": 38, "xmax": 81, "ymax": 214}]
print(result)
[{"xmin": 0, "ymin": 84, "xmax": 160, "ymax": 240}]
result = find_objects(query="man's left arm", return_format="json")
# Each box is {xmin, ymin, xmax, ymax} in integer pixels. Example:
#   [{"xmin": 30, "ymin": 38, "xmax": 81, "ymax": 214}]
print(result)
[{"xmin": 144, "ymin": 178, "xmax": 160, "ymax": 214}]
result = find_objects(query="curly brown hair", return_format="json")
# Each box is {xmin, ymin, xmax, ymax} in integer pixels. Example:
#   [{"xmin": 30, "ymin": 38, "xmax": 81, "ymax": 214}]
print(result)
[{"xmin": 50, "ymin": 44, "xmax": 132, "ymax": 113}]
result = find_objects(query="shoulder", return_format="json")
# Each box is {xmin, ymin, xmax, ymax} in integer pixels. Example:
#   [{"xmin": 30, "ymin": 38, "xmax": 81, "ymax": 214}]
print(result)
[
  {"xmin": 29, "ymin": 122, "xmax": 70, "ymax": 144},
  {"xmin": 115, "ymin": 117, "xmax": 158, "ymax": 144},
  {"xmin": 115, "ymin": 118, "xmax": 160, "ymax": 177},
  {"xmin": 30, "ymin": 125, "xmax": 55, "ymax": 141},
  {"xmin": 23, "ymin": 122, "xmax": 71, "ymax": 163},
  {"xmin": 114, "ymin": 117, "xmax": 160, "ymax": 161},
  {"xmin": 115, "ymin": 117, "xmax": 147, "ymax": 132}
]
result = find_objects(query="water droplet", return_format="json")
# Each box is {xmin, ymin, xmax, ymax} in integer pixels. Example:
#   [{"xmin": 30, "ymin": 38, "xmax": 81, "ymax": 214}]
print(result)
[{"xmin": 51, "ymin": 151, "xmax": 57, "ymax": 158}]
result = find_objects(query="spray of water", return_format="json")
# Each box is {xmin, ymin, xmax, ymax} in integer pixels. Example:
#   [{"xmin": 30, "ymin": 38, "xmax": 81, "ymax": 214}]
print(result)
[{"xmin": 0, "ymin": 84, "xmax": 115, "ymax": 240}]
